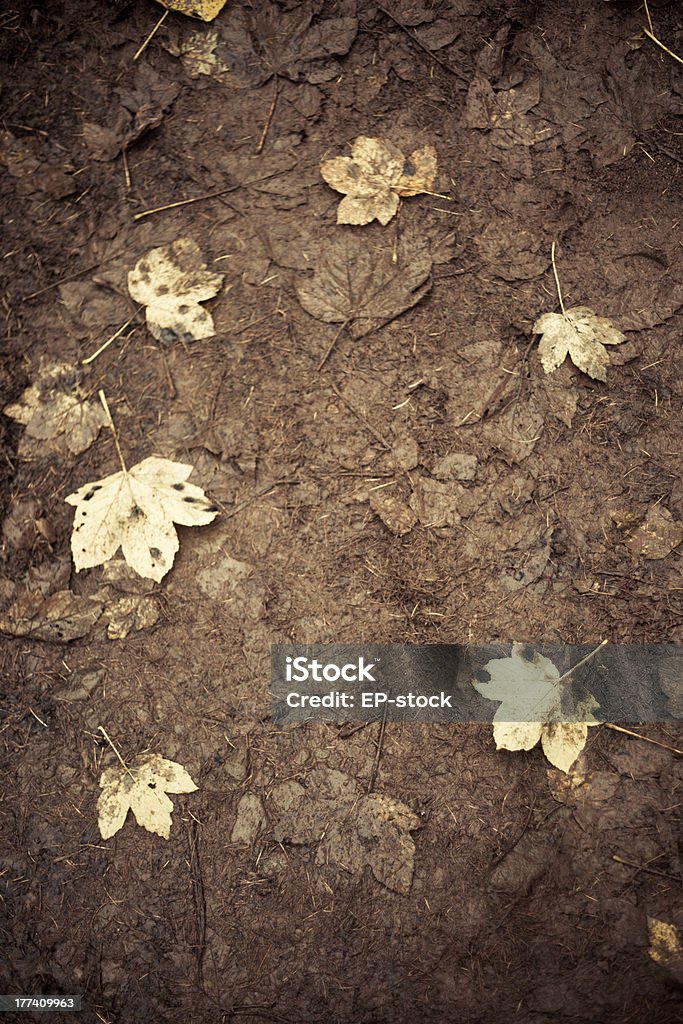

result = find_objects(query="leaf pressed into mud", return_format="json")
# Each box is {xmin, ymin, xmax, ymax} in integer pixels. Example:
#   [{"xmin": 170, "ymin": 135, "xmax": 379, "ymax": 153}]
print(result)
[
  {"xmin": 82, "ymin": 64, "xmax": 178, "ymax": 161},
  {"xmin": 4, "ymin": 362, "xmax": 108, "ymax": 458},
  {"xmin": 164, "ymin": 28, "xmax": 229, "ymax": 78},
  {"xmin": 534, "ymin": 306, "xmax": 626, "ymax": 381},
  {"xmin": 0, "ymin": 589, "xmax": 104, "ymax": 642},
  {"xmin": 625, "ymin": 505, "xmax": 683, "ymax": 560},
  {"xmin": 465, "ymin": 76, "xmax": 548, "ymax": 148},
  {"xmin": 98, "ymin": 754, "xmax": 198, "ymax": 840},
  {"xmin": 271, "ymin": 769, "xmax": 421, "ymax": 894},
  {"xmin": 321, "ymin": 136, "xmax": 438, "ymax": 225},
  {"xmin": 472, "ymin": 644, "xmax": 601, "ymax": 773},
  {"xmin": 128, "ymin": 238, "xmax": 224, "ymax": 344},
  {"xmin": 297, "ymin": 235, "xmax": 432, "ymax": 339},
  {"xmin": 65, "ymin": 456, "xmax": 218, "ymax": 583}
]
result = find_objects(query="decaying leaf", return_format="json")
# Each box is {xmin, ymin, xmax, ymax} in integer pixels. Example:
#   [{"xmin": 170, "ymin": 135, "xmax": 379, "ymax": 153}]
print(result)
[
  {"xmin": 534, "ymin": 306, "xmax": 626, "ymax": 381},
  {"xmin": 321, "ymin": 136, "xmax": 438, "ymax": 225},
  {"xmin": 369, "ymin": 491, "xmax": 418, "ymax": 537},
  {"xmin": 98, "ymin": 754, "xmax": 198, "ymax": 840},
  {"xmin": 4, "ymin": 363, "xmax": 108, "ymax": 458},
  {"xmin": 128, "ymin": 239, "xmax": 224, "ymax": 344},
  {"xmin": 82, "ymin": 65, "xmax": 179, "ymax": 162},
  {"xmin": 648, "ymin": 919, "xmax": 683, "ymax": 984},
  {"xmin": 0, "ymin": 589, "xmax": 104, "ymax": 642},
  {"xmin": 271, "ymin": 769, "xmax": 421, "ymax": 894},
  {"xmin": 104, "ymin": 595, "xmax": 160, "ymax": 641},
  {"xmin": 297, "ymin": 234, "xmax": 432, "ymax": 339},
  {"xmin": 155, "ymin": 0, "xmax": 229, "ymax": 20},
  {"xmin": 472, "ymin": 644, "xmax": 601, "ymax": 773},
  {"xmin": 625, "ymin": 505, "xmax": 683, "ymax": 560},
  {"xmin": 65, "ymin": 457, "xmax": 219, "ymax": 583},
  {"xmin": 164, "ymin": 28, "xmax": 229, "ymax": 78}
]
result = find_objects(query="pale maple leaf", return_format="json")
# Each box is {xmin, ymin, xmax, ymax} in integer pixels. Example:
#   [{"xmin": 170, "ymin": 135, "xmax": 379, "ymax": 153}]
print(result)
[
  {"xmin": 321, "ymin": 136, "xmax": 438, "ymax": 226},
  {"xmin": 472, "ymin": 644, "xmax": 601, "ymax": 773},
  {"xmin": 97, "ymin": 754, "xmax": 198, "ymax": 840},
  {"xmin": 128, "ymin": 238, "xmax": 224, "ymax": 344},
  {"xmin": 534, "ymin": 306, "xmax": 625, "ymax": 381},
  {"xmin": 4, "ymin": 362, "xmax": 107, "ymax": 457},
  {"xmin": 65, "ymin": 457, "xmax": 218, "ymax": 583}
]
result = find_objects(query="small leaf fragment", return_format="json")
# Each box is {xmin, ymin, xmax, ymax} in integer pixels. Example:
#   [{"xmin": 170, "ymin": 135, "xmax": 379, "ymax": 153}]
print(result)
[{"xmin": 648, "ymin": 918, "xmax": 683, "ymax": 983}]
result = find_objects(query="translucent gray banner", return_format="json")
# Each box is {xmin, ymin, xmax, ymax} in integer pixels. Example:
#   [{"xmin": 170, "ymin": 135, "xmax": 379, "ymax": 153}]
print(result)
[{"xmin": 271, "ymin": 643, "xmax": 682, "ymax": 724}]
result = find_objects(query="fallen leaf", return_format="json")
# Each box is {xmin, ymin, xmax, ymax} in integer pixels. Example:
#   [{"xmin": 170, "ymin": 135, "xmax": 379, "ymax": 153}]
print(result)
[
  {"xmin": 231, "ymin": 793, "xmax": 267, "ymax": 844},
  {"xmin": 534, "ymin": 306, "xmax": 626, "ymax": 381},
  {"xmin": 0, "ymin": 130, "xmax": 76, "ymax": 198},
  {"xmin": 472, "ymin": 644, "xmax": 601, "ymax": 773},
  {"xmin": 247, "ymin": 2, "xmax": 358, "ymax": 84},
  {"xmin": 104, "ymin": 595, "xmax": 160, "ymax": 641},
  {"xmin": 172, "ymin": 3, "xmax": 358, "ymax": 87},
  {"xmin": 321, "ymin": 136, "xmax": 438, "ymax": 225},
  {"xmin": 82, "ymin": 65, "xmax": 178, "ymax": 162},
  {"xmin": 625, "ymin": 505, "xmax": 683, "ymax": 560},
  {"xmin": 648, "ymin": 919, "xmax": 683, "ymax": 984},
  {"xmin": 128, "ymin": 239, "xmax": 224, "ymax": 344},
  {"xmin": 297, "ymin": 234, "xmax": 432, "ymax": 339},
  {"xmin": 163, "ymin": 28, "xmax": 229, "ymax": 78},
  {"xmin": 369, "ymin": 491, "xmax": 417, "ymax": 537},
  {"xmin": 464, "ymin": 76, "xmax": 551, "ymax": 149},
  {"xmin": 98, "ymin": 754, "xmax": 198, "ymax": 840},
  {"xmin": 155, "ymin": 0, "xmax": 229, "ymax": 20},
  {"xmin": 271, "ymin": 769, "xmax": 421, "ymax": 894},
  {"xmin": 65, "ymin": 456, "xmax": 219, "ymax": 583},
  {"xmin": 4, "ymin": 363, "xmax": 108, "ymax": 458},
  {"xmin": 0, "ymin": 589, "xmax": 104, "ymax": 642}
]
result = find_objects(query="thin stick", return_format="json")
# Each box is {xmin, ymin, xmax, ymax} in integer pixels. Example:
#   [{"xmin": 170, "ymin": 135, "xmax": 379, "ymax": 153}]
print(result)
[
  {"xmin": 550, "ymin": 241, "xmax": 566, "ymax": 315},
  {"xmin": 133, "ymin": 8, "xmax": 168, "ymax": 61},
  {"xmin": 133, "ymin": 171, "xmax": 289, "ymax": 220},
  {"xmin": 605, "ymin": 723, "xmax": 683, "ymax": 756},
  {"xmin": 317, "ymin": 318, "xmax": 352, "ymax": 370},
  {"xmin": 98, "ymin": 390, "xmax": 128, "ymax": 474},
  {"xmin": 133, "ymin": 186, "xmax": 240, "ymax": 221},
  {"xmin": 612, "ymin": 854, "xmax": 681, "ymax": 882},
  {"xmin": 98, "ymin": 726, "xmax": 135, "ymax": 779},
  {"xmin": 367, "ymin": 712, "xmax": 388, "ymax": 794},
  {"xmin": 556, "ymin": 640, "xmax": 608, "ymax": 686},
  {"xmin": 643, "ymin": 0, "xmax": 654, "ymax": 35},
  {"xmin": 256, "ymin": 76, "xmax": 278, "ymax": 154},
  {"xmin": 82, "ymin": 313, "xmax": 139, "ymax": 366},
  {"xmin": 22, "ymin": 260, "xmax": 112, "ymax": 301},
  {"xmin": 643, "ymin": 28, "xmax": 683, "ymax": 67},
  {"xmin": 377, "ymin": 5, "xmax": 469, "ymax": 83},
  {"xmin": 122, "ymin": 149, "xmax": 131, "ymax": 191}
]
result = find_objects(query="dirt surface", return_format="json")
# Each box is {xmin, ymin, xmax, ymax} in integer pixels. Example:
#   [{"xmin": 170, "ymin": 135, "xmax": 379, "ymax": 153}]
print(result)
[{"xmin": 1, "ymin": 1, "xmax": 683, "ymax": 1021}]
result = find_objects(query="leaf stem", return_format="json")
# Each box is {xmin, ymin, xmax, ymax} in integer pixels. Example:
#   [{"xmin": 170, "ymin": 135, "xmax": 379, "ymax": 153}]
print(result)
[
  {"xmin": 98, "ymin": 390, "xmax": 128, "ymax": 474},
  {"xmin": 550, "ymin": 241, "xmax": 566, "ymax": 315},
  {"xmin": 98, "ymin": 726, "xmax": 136, "ymax": 779},
  {"xmin": 556, "ymin": 639, "xmax": 608, "ymax": 686}
]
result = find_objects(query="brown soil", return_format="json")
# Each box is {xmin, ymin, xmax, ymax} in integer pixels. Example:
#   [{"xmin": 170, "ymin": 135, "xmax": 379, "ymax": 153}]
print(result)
[{"xmin": 1, "ymin": 1, "xmax": 682, "ymax": 1022}]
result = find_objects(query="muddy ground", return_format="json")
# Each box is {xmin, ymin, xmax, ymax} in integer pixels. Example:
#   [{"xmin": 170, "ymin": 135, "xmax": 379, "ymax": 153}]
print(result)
[{"xmin": 1, "ymin": 0, "xmax": 682, "ymax": 1021}]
